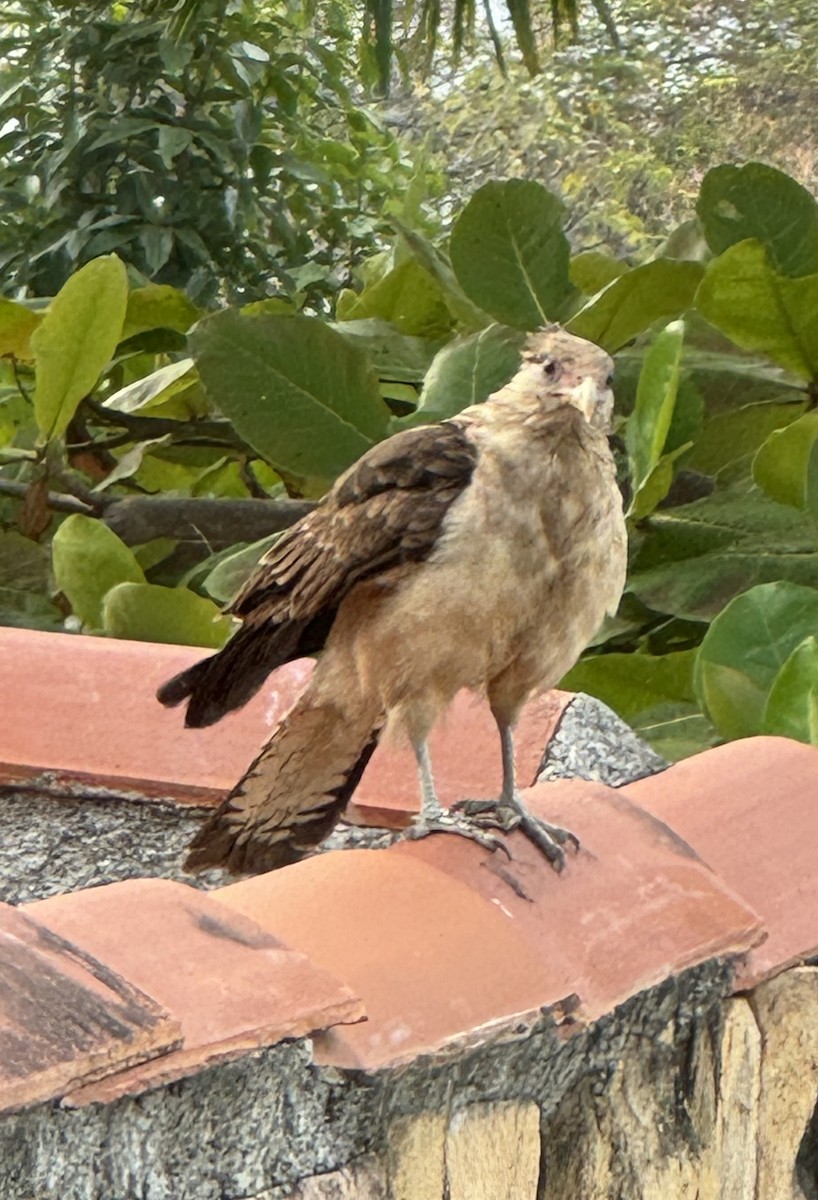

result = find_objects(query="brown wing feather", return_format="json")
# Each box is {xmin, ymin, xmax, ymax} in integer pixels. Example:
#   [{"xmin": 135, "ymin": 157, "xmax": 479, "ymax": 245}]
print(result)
[{"xmin": 157, "ymin": 421, "xmax": 477, "ymax": 727}]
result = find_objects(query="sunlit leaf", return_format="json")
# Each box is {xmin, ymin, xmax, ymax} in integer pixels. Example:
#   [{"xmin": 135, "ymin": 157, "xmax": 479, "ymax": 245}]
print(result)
[
  {"xmin": 52, "ymin": 514, "xmax": 145, "ymax": 629},
  {"xmin": 32, "ymin": 255, "xmax": 128, "ymax": 441}
]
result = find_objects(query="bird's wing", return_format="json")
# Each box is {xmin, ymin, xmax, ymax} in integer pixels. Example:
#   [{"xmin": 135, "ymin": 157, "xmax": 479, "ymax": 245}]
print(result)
[
  {"xmin": 229, "ymin": 420, "xmax": 478, "ymax": 625},
  {"xmin": 157, "ymin": 421, "xmax": 477, "ymax": 728}
]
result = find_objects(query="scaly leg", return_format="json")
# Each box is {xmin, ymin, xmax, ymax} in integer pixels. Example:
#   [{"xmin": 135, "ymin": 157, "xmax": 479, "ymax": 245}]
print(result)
[
  {"xmin": 453, "ymin": 724, "xmax": 579, "ymax": 872},
  {"xmin": 402, "ymin": 739, "xmax": 511, "ymax": 857}
]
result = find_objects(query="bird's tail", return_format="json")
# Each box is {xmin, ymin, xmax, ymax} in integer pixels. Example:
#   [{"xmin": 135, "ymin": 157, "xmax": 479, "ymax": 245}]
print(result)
[
  {"xmin": 157, "ymin": 619, "xmax": 310, "ymax": 728},
  {"xmin": 184, "ymin": 684, "xmax": 384, "ymax": 875}
]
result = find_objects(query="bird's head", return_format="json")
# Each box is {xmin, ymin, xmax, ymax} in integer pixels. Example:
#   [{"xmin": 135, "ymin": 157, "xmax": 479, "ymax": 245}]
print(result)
[{"xmin": 514, "ymin": 326, "xmax": 616, "ymax": 434}]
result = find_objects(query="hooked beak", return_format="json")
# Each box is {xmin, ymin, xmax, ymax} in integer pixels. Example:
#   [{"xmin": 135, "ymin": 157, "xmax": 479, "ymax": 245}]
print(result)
[{"xmin": 566, "ymin": 377, "xmax": 614, "ymax": 432}]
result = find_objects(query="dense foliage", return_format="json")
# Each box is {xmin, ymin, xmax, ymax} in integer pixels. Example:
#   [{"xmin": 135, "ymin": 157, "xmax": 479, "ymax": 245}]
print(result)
[
  {"xmin": 3, "ymin": 160, "xmax": 818, "ymax": 757},
  {"xmin": 0, "ymin": 0, "xmax": 418, "ymax": 306},
  {"xmin": 399, "ymin": 0, "xmax": 818, "ymax": 259}
]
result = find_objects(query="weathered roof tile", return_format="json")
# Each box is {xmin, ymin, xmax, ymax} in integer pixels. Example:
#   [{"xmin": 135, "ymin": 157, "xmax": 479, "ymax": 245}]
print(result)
[
  {"xmin": 27, "ymin": 877, "xmax": 364, "ymax": 1104},
  {"xmin": 0, "ymin": 902, "xmax": 179, "ymax": 1114}
]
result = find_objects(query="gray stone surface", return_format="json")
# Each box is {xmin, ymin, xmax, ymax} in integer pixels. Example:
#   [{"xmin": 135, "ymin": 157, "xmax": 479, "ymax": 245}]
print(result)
[
  {"xmin": 537, "ymin": 693, "xmax": 666, "ymax": 788},
  {"xmin": 0, "ymin": 789, "xmax": 229, "ymax": 905}
]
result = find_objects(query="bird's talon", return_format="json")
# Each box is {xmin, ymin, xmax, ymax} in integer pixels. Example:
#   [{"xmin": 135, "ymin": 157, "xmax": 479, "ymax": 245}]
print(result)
[{"xmin": 402, "ymin": 813, "xmax": 512, "ymax": 858}]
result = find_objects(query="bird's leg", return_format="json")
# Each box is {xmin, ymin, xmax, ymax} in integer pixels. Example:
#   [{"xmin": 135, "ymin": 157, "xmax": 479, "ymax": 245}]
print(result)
[
  {"xmin": 453, "ymin": 724, "xmax": 580, "ymax": 872},
  {"xmin": 401, "ymin": 739, "xmax": 511, "ymax": 857}
]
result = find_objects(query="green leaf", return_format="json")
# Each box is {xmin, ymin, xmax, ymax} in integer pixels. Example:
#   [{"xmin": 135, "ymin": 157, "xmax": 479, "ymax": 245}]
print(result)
[
  {"xmin": 629, "ymin": 489, "xmax": 818, "ymax": 621},
  {"xmin": 31, "ymin": 255, "xmax": 128, "ymax": 441},
  {"xmin": 685, "ymin": 402, "xmax": 805, "ymax": 485},
  {"xmin": 694, "ymin": 581, "xmax": 818, "ymax": 738},
  {"xmin": 335, "ymin": 260, "xmax": 453, "ymax": 338},
  {"xmin": 762, "ymin": 636, "xmax": 818, "ymax": 744},
  {"xmin": 568, "ymin": 261, "xmax": 703, "ymax": 353},
  {"xmin": 330, "ymin": 319, "xmax": 443, "ymax": 383},
  {"xmin": 695, "ymin": 240, "xmax": 818, "ymax": 380},
  {"xmin": 560, "ymin": 650, "xmax": 712, "ymax": 762},
  {"xmin": 697, "ymin": 163, "xmax": 818, "ymax": 277},
  {"xmin": 449, "ymin": 180, "xmax": 575, "ymax": 330},
  {"xmin": 122, "ymin": 285, "xmax": 200, "ymax": 338},
  {"xmin": 200, "ymin": 533, "xmax": 280, "ymax": 604},
  {"xmin": 52, "ymin": 514, "xmax": 145, "ymax": 630},
  {"xmin": 415, "ymin": 325, "xmax": 525, "ymax": 419},
  {"xmin": 393, "ymin": 223, "xmax": 490, "ymax": 331},
  {"xmin": 628, "ymin": 443, "xmax": 692, "ymax": 521},
  {"xmin": 626, "ymin": 320, "xmax": 685, "ymax": 505},
  {"xmin": 752, "ymin": 411, "xmax": 818, "ymax": 511},
  {"xmin": 191, "ymin": 310, "xmax": 390, "ymax": 489},
  {"xmin": 0, "ymin": 298, "xmax": 40, "ymax": 361},
  {"xmin": 102, "ymin": 582, "xmax": 232, "ymax": 647},
  {"xmin": 0, "ymin": 531, "xmax": 62, "ymax": 630},
  {"xmin": 103, "ymin": 358, "xmax": 197, "ymax": 414},
  {"xmin": 569, "ymin": 251, "xmax": 628, "ymax": 296}
]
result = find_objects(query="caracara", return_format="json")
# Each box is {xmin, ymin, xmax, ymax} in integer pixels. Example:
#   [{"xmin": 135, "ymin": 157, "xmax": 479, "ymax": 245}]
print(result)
[{"xmin": 158, "ymin": 326, "xmax": 627, "ymax": 874}]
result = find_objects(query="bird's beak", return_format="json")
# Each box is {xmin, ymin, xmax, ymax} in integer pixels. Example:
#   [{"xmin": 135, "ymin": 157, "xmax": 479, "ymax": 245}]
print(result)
[{"xmin": 567, "ymin": 376, "xmax": 599, "ymax": 423}]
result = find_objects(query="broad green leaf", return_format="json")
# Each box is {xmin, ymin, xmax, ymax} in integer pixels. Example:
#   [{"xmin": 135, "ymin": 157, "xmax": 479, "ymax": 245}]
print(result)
[
  {"xmin": 103, "ymin": 582, "xmax": 232, "ymax": 647},
  {"xmin": 626, "ymin": 321, "xmax": 685, "ymax": 504},
  {"xmin": 335, "ymin": 260, "xmax": 453, "ymax": 338},
  {"xmin": 697, "ymin": 163, "xmax": 818, "ymax": 277},
  {"xmin": 449, "ymin": 180, "xmax": 575, "ymax": 330},
  {"xmin": 569, "ymin": 251, "xmax": 627, "ymax": 296},
  {"xmin": 753, "ymin": 411, "xmax": 818, "ymax": 510},
  {"xmin": 0, "ymin": 298, "xmax": 40, "ymax": 361},
  {"xmin": 122, "ymin": 285, "xmax": 200, "ymax": 338},
  {"xmin": 190, "ymin": 311, "xmax": 390, "ymax": 489},
  {"xmin": 0, "ymin": 531, "xmax": 62, "ymax": 630},
  {"xmin": 32, "ymin": 255, "xmax": 128, "ymax": 441},
  {"xmin": 415, "ymin": 325, "xmax": 524, "ymax": 419},
  {"xmin": 393, "ymin": 223, "xmax": 490, "ymax": 331},
  {"xmin": 200, "ymin": 533, "xmax": 280, "ymax": 604},
  {"xmin": 685, "ymin": 402, "xmax": 805, "ymax": 484},
  {"xmin": 629, "ymin": 489, "xmax": 818, "ymax": 621},
  {"xmin": 568, "ymin": 261, "xmax": 703, "ymax": 353},
  {"xmin": 52, "ymin": 514, "xmax": 145, "ymax": 629},
  {"xmin": 561, "ymin": 650, "xmax": 712, "ymax": 762},
  {"xmin": 762, "ymin": 636, "xmax": 818, "ymax": 744},
  {"xmin": 694, "ymin": 581, "xmax": 818, "ymax": 738},
  {"xmin": 695, "ymin": 240, "xmax": 818, "ymax": 380},
  {"xmin": 330, "ymin": 319, "xmax": 443, "ymax": 383},
  {"xmin": 103, "ymin": 358, "xmax": 197, "ymax": 414}
]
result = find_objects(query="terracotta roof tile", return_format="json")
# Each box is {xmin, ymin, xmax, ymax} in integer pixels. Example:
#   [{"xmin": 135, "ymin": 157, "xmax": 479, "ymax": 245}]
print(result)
[
  {"xmin": 0, "ymin": 627, "xmax": 309, "ymax": 803},
  {"xmin": 392, "ymin": 780, "xmax": 764, "ymax": 1020},
  {"xmin": 625, "ymin": 737, "xmax": 818, "ymax": 988},
  {"xmin": 217, "ymin": 849, "xmax": 578, "ymax": 1070},
  {"xmin": 0, "ymin": 901, "xmax": 179, "ymax": 1114},
  {"xmin": 27, "ymin": 878, "xmax": 364, "ymax": 1104},
  {"xmin": 216, "ymin": 784, "xmax": 762, "ymax": 1070},
  {"xmin": 0, "ymin": 629, "xmax": 566, "ymax": 819}
]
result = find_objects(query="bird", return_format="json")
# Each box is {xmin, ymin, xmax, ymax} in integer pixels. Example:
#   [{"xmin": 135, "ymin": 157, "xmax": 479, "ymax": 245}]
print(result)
[{"xmin": 157, "ymin": 325, "xmax": 627, "ymax": 875}]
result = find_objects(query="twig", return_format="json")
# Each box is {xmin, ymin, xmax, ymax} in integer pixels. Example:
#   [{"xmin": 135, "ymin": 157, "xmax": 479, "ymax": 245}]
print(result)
[{"xmin": 0, "ymin": 479, "xmax": 98, "ymax": 516}]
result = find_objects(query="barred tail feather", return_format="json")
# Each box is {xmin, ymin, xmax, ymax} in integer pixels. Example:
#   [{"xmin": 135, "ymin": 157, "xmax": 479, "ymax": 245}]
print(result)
[{"xmin": 184, "ymin": 691, "xmax": 383, "ymax": 874}]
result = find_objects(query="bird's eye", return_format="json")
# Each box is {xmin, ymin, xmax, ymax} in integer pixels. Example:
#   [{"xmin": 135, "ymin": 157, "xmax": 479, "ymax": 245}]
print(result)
[
  {"xmin": 605, "ymin": 373, "xmax": 614, "ymax": 388},
  {"xmin": 543, "ymin": 358, "xmax": 560, "ymax": 378}
]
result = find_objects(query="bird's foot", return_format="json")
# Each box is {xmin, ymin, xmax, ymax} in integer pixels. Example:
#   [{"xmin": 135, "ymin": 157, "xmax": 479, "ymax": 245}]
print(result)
[
  {"xmin": 402, "ymin": 809, "xmax": 513, "ymax": 859},
  {"xmin": 450, "ymin": 796, "xmax": 579, "ymax": 873}
]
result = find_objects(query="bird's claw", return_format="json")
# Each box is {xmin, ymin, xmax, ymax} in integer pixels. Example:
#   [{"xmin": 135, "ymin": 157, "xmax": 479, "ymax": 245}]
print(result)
[
  {"xmin": 450, "ymin": 797, "xmax": 579, "ymax": 872},
  {"xmin": 403, "ymin": 812, "xmax": 513, "ymax": 859}
]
